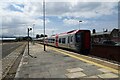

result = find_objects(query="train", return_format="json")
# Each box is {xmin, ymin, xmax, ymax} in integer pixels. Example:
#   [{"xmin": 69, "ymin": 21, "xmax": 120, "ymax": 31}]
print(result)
[{"xmin": 37, "ymin": 30, "xmax": 91, "ymax": 55}]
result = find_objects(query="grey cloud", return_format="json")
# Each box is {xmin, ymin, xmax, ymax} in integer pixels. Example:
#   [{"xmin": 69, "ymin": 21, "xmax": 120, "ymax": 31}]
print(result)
[
  {"xmin": 44, "ymin": 2, "xmax": 117, "ymax": 18},
  {"xmin": 2, "ymin": 15, "xmax": 35, "ymax": 28},
  {"xmin": 69, "ymin": 2, "xmax": 101, "ymax": 12},
  {"xmin": 46, "ymin": 2, "xmax": 70, "ymax": 15},
  {"xmin": 22, "ymin": 2, "xmax": 117, "ymax": 18},
  {"xmin": 2, "ymin": 26, "xmax": 27, "ymax": 37},
  {"xmin": 1, "ymin": 2, "xmax": 118, "ymax": 37}
]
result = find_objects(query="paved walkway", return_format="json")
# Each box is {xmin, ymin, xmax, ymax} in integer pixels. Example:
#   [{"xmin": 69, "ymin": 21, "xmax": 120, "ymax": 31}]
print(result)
[{"xmin": 15, "ymin": 43, "xmax": 119, "ymax": 79}]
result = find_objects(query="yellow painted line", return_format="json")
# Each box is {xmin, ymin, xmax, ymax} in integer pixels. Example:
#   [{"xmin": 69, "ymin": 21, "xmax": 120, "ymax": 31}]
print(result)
[{"xmin": 48, "ymin": 47, "xmax": 119, "ymax": 74}]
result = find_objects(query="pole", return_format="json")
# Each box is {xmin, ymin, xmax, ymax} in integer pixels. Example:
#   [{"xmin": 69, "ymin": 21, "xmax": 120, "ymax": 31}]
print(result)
[
  {"xmin": 79, "ymin": 21, "xmax": 82, "ymax": 30},
  {"xmin": 33, "ymin": 24, "xmax": 35, "ymax": 45},
  {"xmin": 43, "ymin": 0, "xmax": 46, "ymax": 51},
  {"xmin": 27, "ymin": 28, "xmax": 37, "ymax": 58},
  {"xmin": 79, "ymin": 22, "xmax": 80, "ymax": 30},
  {"xmin": 52, "ymin": 30, "xmax": 54, "ymax": 35},
  {"xmin": 28, "ymin": 28, "xmax": 29, "ymax": 55}
]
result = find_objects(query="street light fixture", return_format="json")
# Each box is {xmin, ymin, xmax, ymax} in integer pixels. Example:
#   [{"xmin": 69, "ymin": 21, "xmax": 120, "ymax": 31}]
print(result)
[{"xmin": 79, "ymin": 20, "xmax": 82, "ymax": 30}]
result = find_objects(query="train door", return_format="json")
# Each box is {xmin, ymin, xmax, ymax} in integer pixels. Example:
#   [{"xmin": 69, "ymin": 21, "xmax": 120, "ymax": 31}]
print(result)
[
  {"xmin": 55, "ymin": 35, "xmax": 58, "ymax": 47},
  {"xmin": 68, "ymin": 35, "xmax": 74, "ymax": 49},
  {"xmin": 68, "ymin": 36, "xmax": 70, "ymax": 48},
  {"xmin": 75, "ymin": 31, "xmax": 90, "ymax": 54},
  {"xmin": 75, "ymin": 32, "xmax": 84, "ymax": 52}
]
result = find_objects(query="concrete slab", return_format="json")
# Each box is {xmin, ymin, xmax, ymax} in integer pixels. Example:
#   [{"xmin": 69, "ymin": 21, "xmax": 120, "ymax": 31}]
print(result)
[
  {"xmin": 83, "ymin": 69, "xmax": 103, "ymax": 76},
  {"xmin": 66, "ymin": 67, "xmax": 83, "ymax": 73},
  {"xmin": 86, "ymin": 75, "xmax": 99, "ymax": 78},
  {"xmin": 40, "ymin": 71, "xmax": 51, "ymax": 78},
  {"xmin": 29, "ymin": 73, "xmax": 44, "ymax": 78},
  {"xmin": 79, "ymin": 64, "xmax": 100, "ymax": 70},
  {"xmin": 65, "ymin": 72, "xmax": 86, "ymax": 78},
  {"xmin": 98, "ymin": 73, "xmax": 118, "ymax": 78},
  {"xmin": 50, "ymin": 74, "xmax": 67, "ymax": 78},
  {"xmin": 98, "ymin": 68, "xmax": 111, "ymax": 73},
  {"xmin": 22, "ymin": 62, "xmax": 28, "ymax": 65}
]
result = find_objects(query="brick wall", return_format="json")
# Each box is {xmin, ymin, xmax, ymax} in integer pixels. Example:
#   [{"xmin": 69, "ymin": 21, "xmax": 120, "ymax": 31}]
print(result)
[{"xmin": 91, "ymin": 45, "xmax": 120, "ymax": 62}]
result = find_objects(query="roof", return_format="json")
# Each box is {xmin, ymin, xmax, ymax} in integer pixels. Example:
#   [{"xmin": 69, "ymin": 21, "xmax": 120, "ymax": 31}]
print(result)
[
  {"xmin": 58, "ymin": 30, "xmax": 79, "ymax": 36},
  {"xmin": 91, "ymin": 28, "xmax": 120, "ymax": 36},
  {"xmin": 91, "ymin": 31, "xmax": 111, "ymax": 36},
  {"xmin": 50, "ymin": 29, "xmax": 90, "ymax": 37},
  {"xmin": 0, "ymin": 38, "xmax": 16, "ymax": 40}
]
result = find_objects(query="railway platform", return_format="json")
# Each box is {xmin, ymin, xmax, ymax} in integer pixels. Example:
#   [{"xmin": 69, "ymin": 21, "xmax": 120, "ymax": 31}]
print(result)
[{"xmin": 14, "ymin": 43, "xmax": 119, "ymax": 79}]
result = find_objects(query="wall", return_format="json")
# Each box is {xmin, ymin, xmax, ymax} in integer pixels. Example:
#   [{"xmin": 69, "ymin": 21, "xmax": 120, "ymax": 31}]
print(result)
[{"xmin": 91, "ymin": 45, "xmax": 120, "ymax": 62}]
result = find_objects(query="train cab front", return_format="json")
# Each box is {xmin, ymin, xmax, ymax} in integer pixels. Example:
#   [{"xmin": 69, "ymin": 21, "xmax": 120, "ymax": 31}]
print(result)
[{"xmin": 75, "ymin": 30, "xmax": 91, "ymax": 55}]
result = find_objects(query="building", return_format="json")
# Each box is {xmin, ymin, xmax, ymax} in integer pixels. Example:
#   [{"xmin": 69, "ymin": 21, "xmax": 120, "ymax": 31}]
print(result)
[{"xmin": 91, "ymin": 28, "xmax": 120, "ymax": 44}]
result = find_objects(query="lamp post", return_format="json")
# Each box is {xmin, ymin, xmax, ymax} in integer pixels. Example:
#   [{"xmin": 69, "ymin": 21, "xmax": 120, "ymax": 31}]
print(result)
[
  {"xmin": 52, "ymin": 30, "xmax": 54, "ymax": 35},
  {"xmin": 43, "ymin": 0, "xmax": 46, "ymax": 51},
  {"xmin": 28, "ymin": 28, "xmax": 32, "ymax": 56},
  {"xmin": 79, "ymin": 20, "xmax": 82, "ymax": 30},
  {"xmin": 32, "ymin": 24, "xmax": 35, "ymax": 45},
  {"xmin": 27, "ymin": 27, "xmax": 37, "ymax": 58}
]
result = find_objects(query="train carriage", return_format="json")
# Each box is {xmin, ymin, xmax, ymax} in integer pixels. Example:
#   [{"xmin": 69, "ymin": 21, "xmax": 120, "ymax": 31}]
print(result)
[{"xmin": 47, "ymin": 30, "xmax": 91, "ymax": 55}]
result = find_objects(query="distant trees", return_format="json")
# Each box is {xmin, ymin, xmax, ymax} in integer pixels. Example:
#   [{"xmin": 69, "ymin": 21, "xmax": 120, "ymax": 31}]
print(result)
[
  {"xmin": 36, "ymin": 34, "xmax": 47, "ymax": 38},
  {"xmin": 15, "ymin": 36, "xmax": 32, "ymax": 41},
  {"xmin": 104, "ymin": 29, "xmax": 108, "ymax": 32},
  {"xmin": 92, "ymin": 29, "xmax": 96, "ymax": 34},
  {"xmin": 36, "ymin": 34, "xmax": 40, "ymax": 38}
]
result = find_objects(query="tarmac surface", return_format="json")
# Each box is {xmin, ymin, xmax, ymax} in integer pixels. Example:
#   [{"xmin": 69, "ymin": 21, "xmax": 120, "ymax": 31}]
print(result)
[
  {"xmin": 1, "ymin": 42, "xmax": 26, "ymax": 80},
  {"xmin": 2, "ymin": 42, "xmax": 23, "ymax": 58},
  {"xmin": 15, "ymin": 43, "xmax": 119, "ymax": 79}
]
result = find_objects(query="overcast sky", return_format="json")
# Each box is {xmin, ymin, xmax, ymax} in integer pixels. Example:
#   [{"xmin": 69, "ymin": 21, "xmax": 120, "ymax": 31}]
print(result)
[{"xmin": 0, "ymin": 0, "xmax": 119, "ymax": 37}]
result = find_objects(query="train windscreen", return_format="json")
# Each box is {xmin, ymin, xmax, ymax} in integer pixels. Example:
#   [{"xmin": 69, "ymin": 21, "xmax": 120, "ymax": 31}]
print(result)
[
  {"xmin": 75, "ymin": 32, "xmax": 83, "ymax": 43},
  {"xmin": 75, "ymin": 31, "xmax": 90, "ymax": 48}
]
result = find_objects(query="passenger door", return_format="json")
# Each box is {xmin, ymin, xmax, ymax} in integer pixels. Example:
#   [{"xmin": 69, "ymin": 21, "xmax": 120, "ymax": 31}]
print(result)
[
  {"xmin": 69, "ymin": 35, "xmax": 74, "ymax": 48},
  {"xmin": 68, "ymin": 36, "xmax": 70, "ymax": 48}
]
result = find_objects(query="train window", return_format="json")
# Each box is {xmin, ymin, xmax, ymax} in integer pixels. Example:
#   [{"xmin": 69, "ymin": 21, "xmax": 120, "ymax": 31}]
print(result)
[
  {"xmin": 62, "ymin": 38, "xmax": 66, "ymax": 44},
  {"xmin": 52, "ymin": 39, "xmax": 55, "ymax": 43},
  {"xmin": 56, "ymin": 39, "xmax": 58, "ymax": 42},
  {"xmin": 48, "ymin": 39, "xmax": 50, "ymax": 43},
  {"xmin": 51, "ymin": 39, "xmax": 53, "ymax": 43},
  {"xmin": 71, "ymin": 36, "xmax": 73, "ymax": 42},
  {"xmin": 50, "ymin": 39, "xmax": 52, "ymax": 43},
  {"xmin": 68, "ymin": 36, "xmax": 70, "ymax": 43},
  {"xmin": 59, "ymin": 38, "xmax": 61, "ymax": 43},
  {"xmin": 76, "ymin": 33, "xmax": 81, "ymax": 42}
]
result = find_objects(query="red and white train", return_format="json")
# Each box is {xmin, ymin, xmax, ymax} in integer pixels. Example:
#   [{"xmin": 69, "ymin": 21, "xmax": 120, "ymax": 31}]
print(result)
[{"xmin": 38, "ymin": 30, "xmax": 91, "ymax": 55}]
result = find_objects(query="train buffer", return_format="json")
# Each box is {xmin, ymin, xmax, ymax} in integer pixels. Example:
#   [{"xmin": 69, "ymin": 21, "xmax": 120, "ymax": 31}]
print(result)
[{"xmin": 14, "ymin": 43, "xmax": 119, "ymax": 79}]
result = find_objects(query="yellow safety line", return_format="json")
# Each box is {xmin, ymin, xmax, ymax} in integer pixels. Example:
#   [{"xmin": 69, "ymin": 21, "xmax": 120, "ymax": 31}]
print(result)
[{"xmin": 49, "ymin": 47, "xmax": 119, "ymax": 74}]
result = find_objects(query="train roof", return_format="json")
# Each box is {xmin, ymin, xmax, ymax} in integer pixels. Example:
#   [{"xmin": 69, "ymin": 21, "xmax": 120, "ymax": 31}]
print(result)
[
  {"xmin": 58, "ymin": 30, "xmax": 90, "ymax": 36},
  {"xmin": 50, "ymin": 29, "xmax": 90, "ymax": 37}
]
